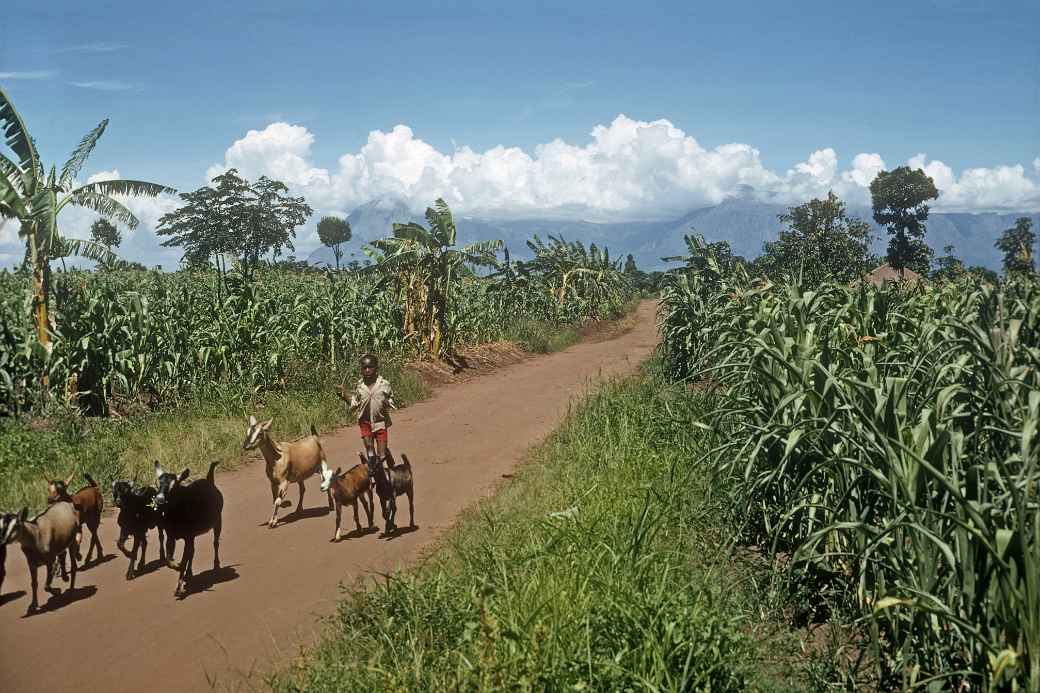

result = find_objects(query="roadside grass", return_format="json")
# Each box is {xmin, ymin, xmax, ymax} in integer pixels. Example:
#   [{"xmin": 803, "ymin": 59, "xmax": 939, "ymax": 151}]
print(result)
[
  {"xmin": 271, "ymin": 362, "xmax": 811, "ymax": 692},
  {"xmin": 505, "ymin": 320, "xmax": 580, "ymax": 353}
]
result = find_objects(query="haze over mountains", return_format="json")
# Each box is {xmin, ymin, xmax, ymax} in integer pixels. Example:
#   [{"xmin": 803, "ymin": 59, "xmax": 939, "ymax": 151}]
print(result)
[{"xmin": 307, "ymin": 197, "xmax": 1040, "ymax": 273}]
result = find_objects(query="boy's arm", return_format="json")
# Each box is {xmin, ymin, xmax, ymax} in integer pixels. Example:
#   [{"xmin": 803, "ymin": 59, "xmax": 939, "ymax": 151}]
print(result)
[{"xmin": 386, "ymin": 381, "xmax": 397, "ymax": 409}]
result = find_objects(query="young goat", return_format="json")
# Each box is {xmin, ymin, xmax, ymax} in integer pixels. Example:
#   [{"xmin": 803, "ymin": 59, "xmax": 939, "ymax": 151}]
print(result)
[
  {"xmin": 6, "ymin": 503, "xmax": 81, "ymax": 614},
  {"xmin": 45, "ymin": 470, "xmax": 104, "ymax": 565},
  {"xmin": 243, "ymin": 416, "xmax": 332, "ymax": 527},
  {"xmin": 366, "ymin": 449, "xmax": 415, "ymax": 535},
  {"xmin": 0, "ymin": 511, "xmax": 16, "ymax": 596},
  {"xmin": 318, "ymin": 460, "xmax": 374, "ymax": 541},
  {"xmin": 155, "ymin": 461, "xmax": 224, "ymax": 598},
  {"xmin": 112, "ymin": 480, "xmax": 167, "ymax": 580}
]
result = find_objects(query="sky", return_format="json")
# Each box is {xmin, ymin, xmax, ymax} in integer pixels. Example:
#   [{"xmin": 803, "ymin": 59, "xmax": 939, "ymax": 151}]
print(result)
[{"xmin": 1, "ymin": 0, "xmax": 1039, "ymax": 266}]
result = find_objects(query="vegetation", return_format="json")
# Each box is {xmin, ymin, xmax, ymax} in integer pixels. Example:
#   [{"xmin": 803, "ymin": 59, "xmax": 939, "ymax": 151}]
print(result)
[
  {"xmin": 89, "ymin": 218, "xmax": 122, "ymax": 251},
  {"xmin": 661, "ymin": 239, "xmax": 1040, "ymax": 689},
  {"xmin": 997, "ymin": 217, "xmax": 1037, "ymax": 276},
  {"xmin": 869, "ymin": 166, "xmax": 940, "ymax": 275},
  {"xmin": 0, "ymin": 86, "xmax": 174, "ymax": 360},
  {"xmin": 316, "ymin": 215, "xmax": 351, "ymax": 269},
  {"xmin": 274, "ymin": 368, "xmax": 804, "ymax": 692}
]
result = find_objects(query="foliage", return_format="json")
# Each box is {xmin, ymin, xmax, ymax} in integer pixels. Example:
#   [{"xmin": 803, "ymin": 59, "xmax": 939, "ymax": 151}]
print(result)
[
  {"xmin": 661, "ymin": 248, "xmax": 1040, "ymax": 689},
  {"xmin": 316, "ymin": 215, "xmax": 351, "ymax": 270},
  {"xmin": 932, "ymin": 243, "xmax": 966, "ymax": 282},
  {"xmin": 755, "ymin": 191, "xmax": 874, "ymax": 287},
  {"xmin": 869, "ymin": 166, "xmax": 939, "ymax": 274},
  {"xmin": 996, "ymin": 217, "xmax": 1036, "ymax": 276},
  {"xmin": 89, "ymin": 218, "xmax": 121, "ymax": 249}
]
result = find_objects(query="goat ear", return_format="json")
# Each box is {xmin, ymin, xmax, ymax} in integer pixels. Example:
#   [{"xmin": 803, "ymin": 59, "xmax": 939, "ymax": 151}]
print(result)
[
  {"xmin": 261, "ymin": 419, "xmax": 273, "ymax": 430},
  {"xmin": 177, "ymin": 468, "xmax": 190, "ymax": 482},
  {"xmin": 248, "ymin": 414, "xmax": 257, "ymax": 427},
  {"xmin": 154, "ymin": 460, "xmax": 164, "ymax": 478},
  {"xmin": 65, "ymin": 470, "xmax": 75, "ymax": 487}
]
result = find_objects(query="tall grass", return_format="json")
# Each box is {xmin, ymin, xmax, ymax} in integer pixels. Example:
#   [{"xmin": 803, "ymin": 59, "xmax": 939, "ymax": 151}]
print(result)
[
  {"xmin": 272, "ymin": 367, "xmax": 800, "ymax": 692},
  {"xmin": 660, "ymin": 249, "xmax": 1040, "ymax": 690}
]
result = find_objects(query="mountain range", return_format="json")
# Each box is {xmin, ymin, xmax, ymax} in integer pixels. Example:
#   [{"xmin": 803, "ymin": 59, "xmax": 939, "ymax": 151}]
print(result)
[{"xmin": 306, "ymin": 197, "xmax": 1040, "ymax": 273}]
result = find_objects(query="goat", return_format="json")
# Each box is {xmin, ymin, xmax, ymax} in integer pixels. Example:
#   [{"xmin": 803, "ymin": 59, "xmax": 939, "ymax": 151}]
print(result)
[
  {"xmin": 318, "ymin": 460, "xmax": 374, "ymax": 541},
  {"xmin": 365, "ymin": 449, "xmax": 415, "ymax": 535},
  {"xmin": 6, "ymin": 503, "xmax": 82, "ymax": 614},
  {"xmin": 112, "ymin": 480, "xmax": 167, "ymax": 580},
  {"xmin": 154, "ymin": 460, "xmax": 223, "ymax": 598},
  {"xmin": 242, "ymin": 416, "xmax": 332, "ymax": 527},
  {"xmin": 1, "ymin": 511, "xmax": 17, "ymax": 596},
  {"xmin": 45, "ymin": 469, "xmax": 104, "ymax": 565}
]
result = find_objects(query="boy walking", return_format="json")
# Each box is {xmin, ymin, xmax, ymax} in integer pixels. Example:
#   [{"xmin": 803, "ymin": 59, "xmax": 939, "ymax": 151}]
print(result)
[{"xmin": 338, "ymin": 353, "xmax": 396, "ymax": 463}]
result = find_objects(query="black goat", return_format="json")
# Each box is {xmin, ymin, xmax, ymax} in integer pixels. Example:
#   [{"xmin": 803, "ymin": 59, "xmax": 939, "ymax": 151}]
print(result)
[
  {"xmin": 112, "ymin": 480, "xmax": 167, "ymax": 580},
  {"xmin": 154, "ymin": 460, "xmax": 223, "ymax": 598},
  {"xmin": 364, "ymin": 449, "xmax": 415, "ymax": 535},
  {"xmin": 1, "ymin": 511, "xmax": 17, "ymax": 595}
]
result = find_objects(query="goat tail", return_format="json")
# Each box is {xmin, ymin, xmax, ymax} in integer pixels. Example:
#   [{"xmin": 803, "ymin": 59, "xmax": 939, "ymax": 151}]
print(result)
[
  {"xmin": 401, "ymin": 454, "xmax": 412, "ymax": 470},
  {"xmin": 206, "ymin": 460, "xmax": 220, "ymax": 484},
  {"xmin": 84, "ymin": 472, "xmax": 98, "ymax": 488},
  {"xmin": 310, "ymin": 423, "xmax": 318, "ymax": 438}
]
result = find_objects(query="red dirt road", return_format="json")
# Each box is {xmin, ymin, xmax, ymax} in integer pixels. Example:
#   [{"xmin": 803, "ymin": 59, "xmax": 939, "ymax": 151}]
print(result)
[{"xmin": 0, "ymin": 301, "xmax": 659, "ymax": 692}]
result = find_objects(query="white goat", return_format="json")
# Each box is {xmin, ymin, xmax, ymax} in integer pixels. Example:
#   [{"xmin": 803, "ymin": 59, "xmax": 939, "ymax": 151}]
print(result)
[{"xmin": 242, "ymin": 416, "xmax": 333, "ymax": 527}]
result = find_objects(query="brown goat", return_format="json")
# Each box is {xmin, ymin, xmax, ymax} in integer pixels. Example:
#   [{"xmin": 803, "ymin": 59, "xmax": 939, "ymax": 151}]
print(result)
[
  {"xmin": 45, "ymin": 470, "xmax": 104, "ymax": 565},
  {"xmin": 318, "ymin": 460, "xmax": 374, "ymax": 541}
]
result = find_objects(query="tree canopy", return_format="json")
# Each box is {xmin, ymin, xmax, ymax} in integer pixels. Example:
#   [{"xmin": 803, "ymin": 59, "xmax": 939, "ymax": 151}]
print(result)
[
  {"xmin": 995, "ymin": 217, "xmax": 1036, "ymax": 276},
  {"xmin": 869, "ymin": 166, "xmax": 939, "ymax": 274},
  {"xmin": 317, "ymin": 215, "xmax": 351, "ymax": 269},
  {"xmin": 89, "ymin": 217, "xmax": 122, "ymax": 249}
]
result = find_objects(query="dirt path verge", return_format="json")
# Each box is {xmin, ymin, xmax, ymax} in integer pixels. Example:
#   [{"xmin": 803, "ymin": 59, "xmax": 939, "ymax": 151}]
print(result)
[{"xmin": 0, "ymin": 300, "xmax": 659, "ymax": 692}]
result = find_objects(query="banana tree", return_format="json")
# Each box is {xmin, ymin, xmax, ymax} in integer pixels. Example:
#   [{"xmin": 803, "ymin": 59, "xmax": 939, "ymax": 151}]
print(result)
[
  {"xmin": 0, "ymin": 85, "xmax": 174, "ymax": 365},
  {"xmin": 365, "ymin": 198, "xmax": 501, "ymax": 356}
]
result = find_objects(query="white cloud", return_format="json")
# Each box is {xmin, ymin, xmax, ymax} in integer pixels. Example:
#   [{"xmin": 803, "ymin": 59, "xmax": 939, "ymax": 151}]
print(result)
[
  {"xmin": 1034, "ymin": 157, "xmax": 1040, "ymax": 176},
  {"xmin": 69, "ymin": 80, "xmax": 134, "ymax": 91},
  {"xmin": 208, "ymin": 115, "xmax": 1040, "ymax": 225},
  {"xmin": 54, "ymin": 43, "xmax": 126, "ymax": 53},
  {"xmin": 0, "ymin": 70, "xmax": 56, "ymax": 80}
]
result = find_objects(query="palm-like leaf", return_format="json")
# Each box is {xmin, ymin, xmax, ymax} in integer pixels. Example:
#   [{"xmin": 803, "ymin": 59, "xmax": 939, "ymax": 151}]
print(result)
[
  {"xmin": 66, "ymin": 190, "xmax": 139, "ymax": 227},
  {"xmin": 0, "ymin": 85, "xmax": 40, "ymax": 191},
  {"xmin": 59, "ymin": 120, "xmax": 108, "ymax": 187},
  {"xmin": 70, "ymin": 178, "xmax": 175, "ymax": 200},
  {"xmin": 54, "ymin": 237, "xmax": 129, "ymax": 267}
]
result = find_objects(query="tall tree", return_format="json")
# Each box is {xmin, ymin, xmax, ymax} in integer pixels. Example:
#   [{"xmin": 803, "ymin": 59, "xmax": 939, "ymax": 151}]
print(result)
[
  {"xmin": 755, "ymin": 191, "xmax": 874, "ymax": 287},
  {"xmin": 89, "ymin": 218, "xmax": 122, "ymax": 249},
  {"xmin": 995, "ymin": 217, "xmax": 1036, "ymax": 276},
  {"xmin": 932, "ymin": 244, "xmax": 966, "ymax": 282},
  {"xmin": 365, "ymin": 199, "xmax": 501, "ymax": 356},
  {"xmin": 624, "ymin": 254, "xmax": 637, "ymax": 274},
  {"xmin": 0, "ymin": 86, "xmax": 173, "ymax": 360},
  {"xmin": 317, "ymin": 215, "xmax": 351, "ymax": 269},
  {"xmin": 869, "ymin": 166, "xmax": 939, "ymax": 275},
  {"xmin": 157, "ymin": 169, "xmax": 312, "ymax": 293}
]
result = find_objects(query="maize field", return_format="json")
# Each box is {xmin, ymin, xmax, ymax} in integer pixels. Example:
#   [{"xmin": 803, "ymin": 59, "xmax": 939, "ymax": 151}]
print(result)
[
  {"xmin": 0, "ymin": 257, "xmax": 634, "ymax": 418},
  {"xmin": 660, "ymin": 243, "xmax": 1040, "ymax": 690}
]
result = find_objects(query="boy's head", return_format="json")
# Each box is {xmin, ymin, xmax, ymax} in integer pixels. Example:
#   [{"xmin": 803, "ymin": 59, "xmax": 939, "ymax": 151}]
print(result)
[{"xmin": 360, "ymin": 354, "xmax": 379, "ymax": 378}]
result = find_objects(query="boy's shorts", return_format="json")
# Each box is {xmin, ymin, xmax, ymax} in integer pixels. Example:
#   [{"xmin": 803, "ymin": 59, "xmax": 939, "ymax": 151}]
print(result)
[{"xmin": 359, "ymin": 420, "xmax": 388, "ymax": 444}]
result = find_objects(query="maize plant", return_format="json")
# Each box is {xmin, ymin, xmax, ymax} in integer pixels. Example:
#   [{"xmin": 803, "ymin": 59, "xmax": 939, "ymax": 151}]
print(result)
[{"xmin": 661, "ymin": 245, "xmax": 1040, "ymax": 690}]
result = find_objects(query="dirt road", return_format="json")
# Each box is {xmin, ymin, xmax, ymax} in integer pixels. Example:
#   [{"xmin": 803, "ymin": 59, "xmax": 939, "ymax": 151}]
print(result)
[{"xmin": 0, "ymin": 300, "xmax": 659, "ymax": 692}]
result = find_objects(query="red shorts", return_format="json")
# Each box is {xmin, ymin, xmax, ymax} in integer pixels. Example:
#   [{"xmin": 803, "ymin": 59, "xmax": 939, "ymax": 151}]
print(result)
[{"xmin": 359, "ymin": 420, "xmax": 388, "ymax": 444}]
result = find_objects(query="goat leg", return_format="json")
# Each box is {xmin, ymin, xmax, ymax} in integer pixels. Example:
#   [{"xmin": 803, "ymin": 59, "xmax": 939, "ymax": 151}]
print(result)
[
  {"xmin": 408, "ymin": 487, "xmax": 416, "ymax": 528},
  {"xmin": 68, "ymin": 547, "xmax": 77, "ymax": 591},
  {"xmin": 138, "ymin": 533, "xmax": 148, "ymax": 573},
  {"xmin": 90, "ymin": 523, "xmax": 104, "ymax": 562},
  {"xmin": 296, "ymin": 479, "xmax": 306, "ymax": 513},
  {"xmin": 364, "ymin": 488, "xmax": 374, "ymax": 528},
  {"xmin": 26, "ymin": 558, "xmax": 39, "ymax": 614},
  {"xmin": 213, "ymin": 517, "xmax": 222, "ymax": 570},
  {"xmin": 327, "ymin": 488, "xmax": 334, "ymax": 511},
  {"xmin": 126, "ymin": 534, "xmax": 140, "ymax": 580},
  {"xmin": 270, "ymin": 480, "xmax": 289, "ymax": 527},
  {"xmin": 333, "ymin": 501, "xmax": 343, "ymax": 542},
  {"xmin": 175, "ymin": 538, "xmax": 195, "ymax": 597}
]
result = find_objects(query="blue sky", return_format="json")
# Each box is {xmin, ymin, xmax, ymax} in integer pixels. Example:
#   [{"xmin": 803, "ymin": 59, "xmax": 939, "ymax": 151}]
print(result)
[{"xmin": 2, "ymin": 0, "xmax": 1039, "ymax": 262}]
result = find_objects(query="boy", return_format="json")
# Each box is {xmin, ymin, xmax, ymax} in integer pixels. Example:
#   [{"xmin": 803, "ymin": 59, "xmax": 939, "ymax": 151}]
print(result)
[{"xmin": 338, "ymin": 353, "xmax": 396, "ymax": 463}]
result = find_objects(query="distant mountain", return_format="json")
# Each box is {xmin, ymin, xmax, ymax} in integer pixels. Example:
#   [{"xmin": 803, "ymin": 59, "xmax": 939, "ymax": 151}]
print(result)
[{"xmin": 307, "ymin": 198, "xmax": 1040, "ymax": 272}]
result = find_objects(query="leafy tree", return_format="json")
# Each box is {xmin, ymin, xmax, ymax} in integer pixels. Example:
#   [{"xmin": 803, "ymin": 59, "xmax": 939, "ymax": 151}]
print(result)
[
  {"xmin": 365, "ymin": 199, "xmax": 501, "ymax": 356},
  {"xmin": 624, "ymin": 254, "xmax": 637, "ymax": 274},
  {"xmin": 967, "ymin": 265, "xmax": 999, "ymax": 285},
  {"xmin": 932, "ymin": 244, "xmax": 966, "ymax": 282},
  {"xmin": 89, "ymin": 218, "xmax": 121, "ymax": 249},
  {"xmin": 663, "ymin": 234, "xmax": 746, "ymax": 275},
  {"xmin": 0, "ymin": 86, "xmax": 173, "ymax": 361},
  {"xmin": 995, "ymin": 217, "xmax": 1036, "ymax": 276},
  {"xmin": 754, "ymin": 192, "xmax": 873, "ymax": 287},
  {"xmin": 157, "ymin": 169, "xmax": 312, "ymax": 296},
  {"xmin": 870, "ymin": 166, "xmax": 939, "ymax": 275},
  {"xmin": 317, "ymin": 215, "xmax": 351, "ymax": 269}
]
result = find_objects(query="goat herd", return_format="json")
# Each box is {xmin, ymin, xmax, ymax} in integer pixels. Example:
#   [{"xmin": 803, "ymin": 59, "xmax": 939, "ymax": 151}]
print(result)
[{"xmin": 0, "ymin": 415, "xmax": 416, "ymax": 616}]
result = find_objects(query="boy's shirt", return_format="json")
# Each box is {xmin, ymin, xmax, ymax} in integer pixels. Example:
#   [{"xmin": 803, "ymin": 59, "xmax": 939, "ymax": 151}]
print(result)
[{"xmin": 349, "ymin": 375, "xmax": 396, "ymax": 431}]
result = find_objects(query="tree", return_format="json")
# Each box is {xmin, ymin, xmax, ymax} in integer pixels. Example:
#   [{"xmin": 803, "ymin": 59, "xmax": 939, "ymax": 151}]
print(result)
[
  {"xmin": 0, "ymin": 86, "xmax": 173, "ymax": 361},
  {"xmin": 365, "ymin": 199, "xmax": 501, "ymax": 356},
  {"xmin": 624, "ymin": 254, "xmax": 637, "ymax": 274},
  {"xmin": 869, "ymin": 166, "xmax": 939, "ymax": 275},
  {"xmin": 754, "ymin": 191, "xmax": 873, "ymax": 287},
  {"xmin": 317, "ymin": 215, "xmax": 351, "ymax": 269},
  {"xmin": 995, "ymin": 217, "xmax": 1036, "ymax": 276},
  {"xmin": 157, "ymin": 169, "xmax": 312, "ymax": 295},
  {"xmin": 89, "ymin": 218, "xmax": 121, "ymax": 249},
  {"xmin": 932, "ymin": 244, "xmax": 966, "ymax": 282}
]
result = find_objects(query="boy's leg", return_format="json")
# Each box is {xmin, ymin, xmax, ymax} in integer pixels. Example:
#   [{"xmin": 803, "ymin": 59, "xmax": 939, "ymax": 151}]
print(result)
[{"xmin": 376, "ymin": 429, "xmax": 388, "ymax": 461}]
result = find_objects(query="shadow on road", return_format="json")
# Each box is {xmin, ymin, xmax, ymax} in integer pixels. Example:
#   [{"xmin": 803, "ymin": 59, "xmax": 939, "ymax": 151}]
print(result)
[
  {"xmin": 0, "ymin": 590, "xmax": 26, "ymax": 607},
  {"xmin": 178, "ymin": 565, "xmax": 240, "ymax": 599},
  {"xmin": 24, "ymin": 585, "xmax": 98, "ymax": 617}
]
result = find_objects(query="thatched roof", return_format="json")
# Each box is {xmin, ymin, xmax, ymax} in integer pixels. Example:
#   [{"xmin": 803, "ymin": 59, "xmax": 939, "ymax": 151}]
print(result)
[{"xmin": 860, "ymin": 263, "xmax": 922, "ymax": 287}]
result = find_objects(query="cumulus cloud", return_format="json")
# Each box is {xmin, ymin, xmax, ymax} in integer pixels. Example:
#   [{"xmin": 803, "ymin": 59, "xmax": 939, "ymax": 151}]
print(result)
[{"xmin": 208, "ymin": 116, "xmax": 1040, "ymax": 225}]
